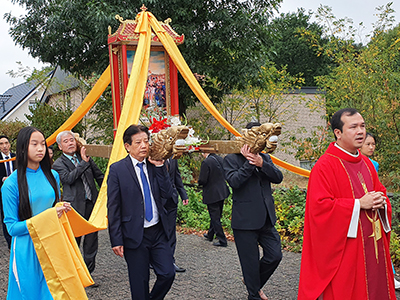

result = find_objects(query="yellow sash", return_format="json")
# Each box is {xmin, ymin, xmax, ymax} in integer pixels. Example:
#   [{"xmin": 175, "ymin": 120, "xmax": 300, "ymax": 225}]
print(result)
[{"xmin": 26, "ymin": 203, "xmax": 97, "ymax": 299}]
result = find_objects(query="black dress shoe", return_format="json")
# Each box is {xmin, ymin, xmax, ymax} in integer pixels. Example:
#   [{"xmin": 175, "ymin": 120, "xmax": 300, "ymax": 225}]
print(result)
[
  {"xmin": 213, "ymin": 241, "xmax": 227, "ymax": 247},
  {"xmin": 203, "ymin": 233, "xmax": 213, "ymax": 241},
  {"xmin": 89, "ymin": 282, "xmax": 100, "ymax": 288},
  {"xmin": 174, "ymin": 263, "xmax": 186, "ymax": 272}
]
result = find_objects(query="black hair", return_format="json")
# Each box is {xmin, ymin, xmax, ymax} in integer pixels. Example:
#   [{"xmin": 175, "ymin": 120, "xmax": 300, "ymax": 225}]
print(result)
[
  {"xmin": 16, "ymin": 127, "xmax": 59, "ymax": 221},
  {"xmin": 330, "ymin": 108, "xmax": 359, "ymax": 140},
  {"xmin": 123, "ymin": 125, "xmax": 149, "ymax": 145},
  {"xmin": 245, "ymin": 122, "xmax": 261, "ymax": 129},
  {"xmin": 365, "ymin": 132, "xmax": 376, "ymax": 142},
  {"xmin": 0, "ymin": 135, "xmax": 9, "ymax": 141}
]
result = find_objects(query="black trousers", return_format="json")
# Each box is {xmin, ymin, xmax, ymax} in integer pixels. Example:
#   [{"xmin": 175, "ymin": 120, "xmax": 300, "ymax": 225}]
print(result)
[
  {"xmin": 207, "ymin": 200, "xmax": 227, "ymax": 244},
  {"xmin": 0, "ymin": 195, "xmax": 11, "ymax": 249},
  {"xmin": 124, "ymin": 222, "xmax": 175, "ymax": 300},
  {"xmin": 75, "ymin": 199, "xmax": 98, "ymax": 273},
  {"xmin": 233, "ymin": 220, "xmax": 282, "ymax": 300},
  {"xmin": 166, "ymin": 205, "xmax": 178, "ymax": 259}
]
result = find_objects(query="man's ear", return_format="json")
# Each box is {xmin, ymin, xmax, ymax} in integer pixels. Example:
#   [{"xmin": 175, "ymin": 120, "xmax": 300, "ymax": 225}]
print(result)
[
  {"xmin": 58, "ymin": 144, "xmax": 62, "ymax": 151},
  {"xmin": 333, "ymin": 128, "xmax": 341, "ymax": 140}
]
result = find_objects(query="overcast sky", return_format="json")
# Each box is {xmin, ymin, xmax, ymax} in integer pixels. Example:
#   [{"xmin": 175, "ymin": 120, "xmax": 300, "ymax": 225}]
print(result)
[{"xmin": 1, "ymin": 0, "xmax": 399, "ymax": 94}]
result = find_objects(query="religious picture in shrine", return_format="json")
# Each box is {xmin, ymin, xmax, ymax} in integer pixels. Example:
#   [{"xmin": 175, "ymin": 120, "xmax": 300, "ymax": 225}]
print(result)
[{"xmin": 127, "ymin": 50, "xmax": 167, "ymax": 108}]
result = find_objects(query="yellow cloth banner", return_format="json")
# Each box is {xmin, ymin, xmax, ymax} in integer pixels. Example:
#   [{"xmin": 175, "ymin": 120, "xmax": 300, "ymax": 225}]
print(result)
[{"xmin": 26, "ymin": 203, "xmax": 94, "ymax": 300}]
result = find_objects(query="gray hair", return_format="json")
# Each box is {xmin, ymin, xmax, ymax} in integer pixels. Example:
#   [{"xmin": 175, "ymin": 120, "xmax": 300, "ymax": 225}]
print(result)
[{"xmin": 56, "ymin": 130, "xmax": 75, "ymax": 145}]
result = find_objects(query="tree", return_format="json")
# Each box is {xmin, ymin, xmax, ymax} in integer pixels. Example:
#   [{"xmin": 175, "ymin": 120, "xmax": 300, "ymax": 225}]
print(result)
[
  {"xmin": 0, "ymin": 120, "xmax": 28, "ymax": 149},
  {"xmin": 5, "ymin": 0, "xmax": 282, "ymax": 106},
  {"xmin": 26, "ymin": 102, "xmax": 84, "ymax": 144},
  {"xmin": 303, "ymin": 3, "xmax": 400, "ymax": 190},
  {"xmin": 236, "ymin": 62, "xmax": 305, "ymax": 124},
  {"xmin": 86, "ymin": 86, "xmax": 114, "ymax": 145},
  {"xmin": 267, "ymin": 9, "xmax": 333, "ymax": 86}
]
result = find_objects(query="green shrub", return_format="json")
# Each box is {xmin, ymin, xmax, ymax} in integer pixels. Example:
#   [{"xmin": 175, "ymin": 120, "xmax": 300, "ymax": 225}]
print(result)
[
  {"xmin": 391, "ymin": 231, "xmax": 400, "ymax": 267},
  {"xmin": 177, "ymin": 154, "xmax": 202, "ymax": 184},
  {"xmin": 177, "ymin": 186, "xmax": 233, "ymax": 234},
  {"xmin": 274, "ymin": 186, "xmax": 306, "ymax": 252},
  {"xmin": 390, "ymin": 193, "xmax": 400, "ymax": 236}
]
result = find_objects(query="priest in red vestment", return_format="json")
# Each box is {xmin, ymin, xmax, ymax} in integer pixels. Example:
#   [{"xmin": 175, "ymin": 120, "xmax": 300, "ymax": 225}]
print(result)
[{"xmin": 298, "ymin": 108, "xmax": 395, "ymax": 300}]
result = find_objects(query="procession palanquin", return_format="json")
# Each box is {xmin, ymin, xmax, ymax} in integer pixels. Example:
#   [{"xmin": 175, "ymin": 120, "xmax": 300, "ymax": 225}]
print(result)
[{"xmin": 81, "ymin": 5, "xmax": 284, "ymax": 160}]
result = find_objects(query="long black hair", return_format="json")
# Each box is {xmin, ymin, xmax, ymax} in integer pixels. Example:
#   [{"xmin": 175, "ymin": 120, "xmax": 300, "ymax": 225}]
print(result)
[{"xmin": 16, "ymin": 127, "xmax": 59, "ymax": 221}]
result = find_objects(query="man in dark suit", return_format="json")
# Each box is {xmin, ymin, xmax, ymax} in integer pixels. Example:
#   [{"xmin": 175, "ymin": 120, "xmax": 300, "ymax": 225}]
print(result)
[
  {"xmin": 0, "ymin": 135, "xmax": 15, "ymax": 249},
  {"xmin": 53, "ymin": 131, "xmax": 104, "ymax": 274},
  {"xmin": 164, "ymin": 158, "xmax": 188, "ymax": 272},
  {"xmin": 198, "ymin": 152, "xmax": 230, "ymax": 247},
  {"xmin": 223, "ymin": 122, "xmax": 283, "ymax": 300},
  {"xmin": 107, "ymin": 124, "xmax": 175, "ymax": 300}
]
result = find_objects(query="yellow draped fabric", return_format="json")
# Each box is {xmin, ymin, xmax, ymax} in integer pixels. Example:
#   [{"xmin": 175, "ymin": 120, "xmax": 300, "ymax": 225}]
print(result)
[
  {"xmin": 26, "ymin": 203, "xmax": 94, "ymax": 300},
  {"xmin": 89, "ymin": 10, "xmax": 153, "ymax": 227},
  {"xmin": 24, "ymin": 10, "xmax": 310, "ymax": 299}
]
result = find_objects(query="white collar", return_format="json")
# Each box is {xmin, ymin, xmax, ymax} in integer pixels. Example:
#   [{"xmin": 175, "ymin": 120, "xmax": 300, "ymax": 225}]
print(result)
[
  {"xmin": 129, "ymin": 155, "xmax": 146, "ymax": 167},
  {"xmin": 334, "ymin": 143, "xmax": 359, "ymax": 157}
]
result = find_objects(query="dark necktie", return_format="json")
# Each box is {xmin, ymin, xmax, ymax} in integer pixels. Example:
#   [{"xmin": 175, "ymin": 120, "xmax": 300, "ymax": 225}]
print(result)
[
  {"xmin": 137, "ymin": 162, "xmax": 153, "ymax": 222},
  {"xmin": 5, "ymin": 156, "xmax": 11, "ymax": 176},
  {"xmin": 165, "ymin": 158, "xmax": 170, "ymax": 171},
  {"xmin": 72, "ymin": 156, "xmax": 92, "ymax": 200}
]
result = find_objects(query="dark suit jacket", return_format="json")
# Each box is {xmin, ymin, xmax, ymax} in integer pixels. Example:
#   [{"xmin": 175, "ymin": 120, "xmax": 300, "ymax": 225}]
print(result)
[
  {"xmin": 198, "ymin": 153, "xmax": 230, "ymax": 205},
  {"xmin": 0, "ymin": 153, "xmax": 16, "ymax": 189},
  {"xmin": 52, "ymin": 153, "xmax": 104, "ymax": 216},
  {"xmin": 165, "ymin": 158, "xmax": 188, "ymax": 210},
  {"xmin": 107, "ymin": 156, "xmax": 173, "ymax": 249},
  {"xmin": 223, "ymin": 153, "xmax": 283, "ymax": 230}
]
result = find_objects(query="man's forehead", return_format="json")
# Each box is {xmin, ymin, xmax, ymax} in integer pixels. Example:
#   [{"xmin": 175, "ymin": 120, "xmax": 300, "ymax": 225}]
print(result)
[
  {"xmin": 131, "ymin": 132, "xmax": 148, "ymax": 141},
  {"xmin": 61, "ymin": 133, "xmax": 75, "ymax": 141},
  {"xmin": 0, "ymin": 138, "xmax": 9, "ymax": 143},
  {"xmin": 341, "ymin": 113, "xmax": 364, "ymax": 125}
]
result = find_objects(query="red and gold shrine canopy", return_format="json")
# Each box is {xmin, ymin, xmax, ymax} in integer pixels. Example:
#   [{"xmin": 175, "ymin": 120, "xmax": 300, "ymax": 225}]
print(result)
[{"xmin": 107, "ymin": 8, "xmax": 184, "ymax": 45}]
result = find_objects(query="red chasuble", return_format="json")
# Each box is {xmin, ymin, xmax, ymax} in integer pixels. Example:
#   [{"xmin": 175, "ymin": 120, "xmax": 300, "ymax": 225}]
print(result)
[{"xmin": 298, "ymin": 142, "xmax": 395, "ymax": 300}]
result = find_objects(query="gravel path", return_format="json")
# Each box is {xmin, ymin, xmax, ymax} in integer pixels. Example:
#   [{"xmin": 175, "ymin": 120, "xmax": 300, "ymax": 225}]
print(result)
[{"xmin": 0, "ymin": 229, "xmax": 399, "ymax": 299}]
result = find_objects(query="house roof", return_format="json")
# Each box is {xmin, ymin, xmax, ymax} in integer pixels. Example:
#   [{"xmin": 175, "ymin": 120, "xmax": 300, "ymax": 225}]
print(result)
[
  {"xmin": 0, "ymin": 80, "xmax": 39, "ymax": 120},
  {"xmin": 41, "ymin": 67, "xmax": 80, "ymax": 102},
  {"xmin": 0, "ymin": 66, "xmax": 80, "ymax": 120}
]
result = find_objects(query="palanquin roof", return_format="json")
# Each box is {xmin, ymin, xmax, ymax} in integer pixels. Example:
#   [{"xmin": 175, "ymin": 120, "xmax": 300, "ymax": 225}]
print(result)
[{"xmin": 108, "ymin": 12, "xmax": 184, "ymax": 45}]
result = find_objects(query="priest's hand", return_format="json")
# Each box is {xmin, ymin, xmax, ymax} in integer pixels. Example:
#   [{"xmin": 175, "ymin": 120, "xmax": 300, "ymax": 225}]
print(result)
[{"xmin": 360, "ymin": 191, "xmax": 386, "ymax": 210}]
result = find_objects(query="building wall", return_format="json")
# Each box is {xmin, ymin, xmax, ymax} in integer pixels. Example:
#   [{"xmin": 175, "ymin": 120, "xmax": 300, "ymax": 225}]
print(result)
[
  {"xmin": 272, "ymin": 93, "xmax": 326, "ymax": 167},
  {"xmin": 46, "ymin": 87, "xmax": 100, "ymax": 142}
]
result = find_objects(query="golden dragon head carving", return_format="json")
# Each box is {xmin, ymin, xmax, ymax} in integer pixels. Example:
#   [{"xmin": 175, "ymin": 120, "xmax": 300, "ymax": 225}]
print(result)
[
  {"xmin": 149, "ymin": 126, "xmax": 189, "ymax": 160},
  {"xmin": 236, "ymin": 123, "xmax": 282, "ymax": 154}
]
